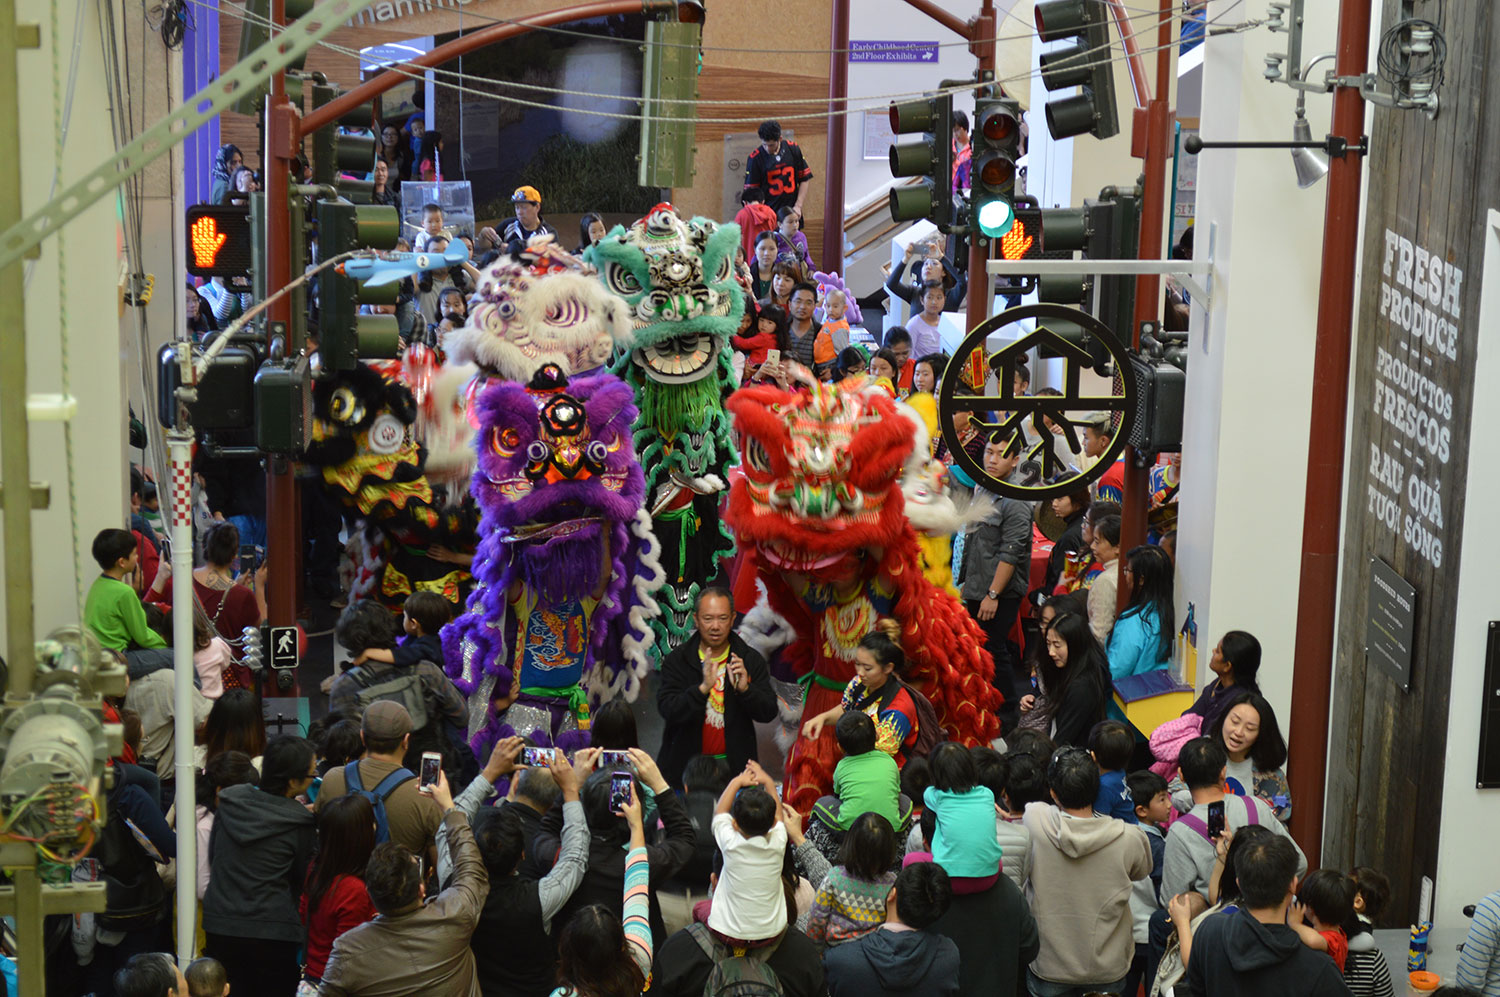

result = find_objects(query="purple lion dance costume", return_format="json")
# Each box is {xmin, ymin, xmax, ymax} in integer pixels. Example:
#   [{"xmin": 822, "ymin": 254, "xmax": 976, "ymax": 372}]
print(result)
[{"xmin": 440, "ymin": 363, "xmax": 663, "ymax": 756}]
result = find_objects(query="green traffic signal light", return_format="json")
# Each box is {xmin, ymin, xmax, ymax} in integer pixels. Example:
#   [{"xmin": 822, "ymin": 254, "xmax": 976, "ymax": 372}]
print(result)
[
  {"xmin": 970, "ymin": 96, "xmax": 1022, "ymax": 239},
  {"xmin": 977, "ymin": 199, "xmax": 1015, "ymax": 238}
]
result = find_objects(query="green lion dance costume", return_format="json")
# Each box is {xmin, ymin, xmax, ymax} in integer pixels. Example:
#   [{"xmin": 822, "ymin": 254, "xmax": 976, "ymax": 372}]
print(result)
[{"xmin": 585, "ymin": 203, "xmax": 743, "ymax": 647}]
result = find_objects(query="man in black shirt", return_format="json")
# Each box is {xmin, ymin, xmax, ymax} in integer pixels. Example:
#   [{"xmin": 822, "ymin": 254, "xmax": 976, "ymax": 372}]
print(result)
[{"xmin": 743, "ymin": 120, "xmax": 814, "ymax": 219}]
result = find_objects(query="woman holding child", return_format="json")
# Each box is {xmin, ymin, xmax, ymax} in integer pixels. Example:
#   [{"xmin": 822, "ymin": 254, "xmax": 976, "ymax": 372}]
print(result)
[{"xmin": 800, "ymin": 624, "xmax": 921, "ymax": 767}]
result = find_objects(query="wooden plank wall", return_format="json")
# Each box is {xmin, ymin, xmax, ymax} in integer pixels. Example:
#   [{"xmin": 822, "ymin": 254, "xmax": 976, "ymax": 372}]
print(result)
[
  {"xmin": 214, "ymin": 1, "xmax": 832, "ymax": 235},
  {"xmin": 1325, "ymin": 0, "xmax": 1492, "ymax": 922}
]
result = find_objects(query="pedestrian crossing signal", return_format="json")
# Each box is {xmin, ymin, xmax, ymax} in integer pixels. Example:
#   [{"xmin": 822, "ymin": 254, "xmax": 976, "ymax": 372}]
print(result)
[{"xmin": 185, "ymin": 204, "xmax": 252, "ymax": 279}]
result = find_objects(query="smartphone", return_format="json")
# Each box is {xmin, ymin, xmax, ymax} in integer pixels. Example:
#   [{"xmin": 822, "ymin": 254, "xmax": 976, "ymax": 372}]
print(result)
[
  {"xmin": 608, "ymin": 772, "xmax": 633, "ymax": 812},
  {"xmin": 765, "ymin": 349, "xmax": 781, "ymax": 367},
  {"xmin": 597, "ymin": 749, "xmax": 632, "ymax": 770},
  {"xmin": 521, "ymin": 746, "xmax": 556, "ymax": 767},
  {"xmin": 1205, "ymin": 799, "xmax": 1226, "ymax": 839},
  {"xmin": 419, "ymin": 752, "xmax": 442, "ymax": 790}
]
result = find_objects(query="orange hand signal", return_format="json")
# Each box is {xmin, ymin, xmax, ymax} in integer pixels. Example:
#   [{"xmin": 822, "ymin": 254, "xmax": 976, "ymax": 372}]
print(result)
[
  {"xmin": 190, "ymin": 214, "xmax": 229, "ymax": 269},
  {"xmin": 999, "ymin": 218, "xmax": 1034, "ymax": 261}
]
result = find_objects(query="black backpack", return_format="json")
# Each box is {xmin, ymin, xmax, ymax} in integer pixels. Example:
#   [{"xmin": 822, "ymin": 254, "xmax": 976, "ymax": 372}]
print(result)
[
  {"xmin": 95, "ymin": 794, "xmax": 166, "ymax": 931},
  {"xmin": 899, "ymin": 680, "xmax": 948, "ymax": 759}
]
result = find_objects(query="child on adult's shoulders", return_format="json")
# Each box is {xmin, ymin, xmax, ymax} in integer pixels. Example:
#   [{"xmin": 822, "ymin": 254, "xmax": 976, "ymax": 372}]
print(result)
[
  {"xmin": 350, "ymin": 590, "xmax": 450, "ymax": 669},
  {"xmin": 706, "ymin": 760, "xmax": 788, "ymax": 947},
  {"xmin": 808, "ymin": 711, "xmax": 907, "ymax": 863}
]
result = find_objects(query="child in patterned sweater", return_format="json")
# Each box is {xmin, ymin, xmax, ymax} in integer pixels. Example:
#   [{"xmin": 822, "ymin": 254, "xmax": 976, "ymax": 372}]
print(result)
[{"xmin": 805, "ymin": 811, "xmax": 899, "ymax": 951}]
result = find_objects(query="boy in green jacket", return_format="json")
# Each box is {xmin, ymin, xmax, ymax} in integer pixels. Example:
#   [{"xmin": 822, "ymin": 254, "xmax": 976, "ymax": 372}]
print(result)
[{"xmin": 84, "ymin": 528, "xmax": 166, "ymax": 652}]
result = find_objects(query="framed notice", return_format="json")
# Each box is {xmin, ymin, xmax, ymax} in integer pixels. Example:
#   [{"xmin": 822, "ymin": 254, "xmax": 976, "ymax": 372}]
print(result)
[
  {"xmin": 1366, "ymin": 556, "xmax": 1417, "ymax": 691},
  {"xmin": 863, "ymin": 108, "xmax": 894, "ymax": 161}
]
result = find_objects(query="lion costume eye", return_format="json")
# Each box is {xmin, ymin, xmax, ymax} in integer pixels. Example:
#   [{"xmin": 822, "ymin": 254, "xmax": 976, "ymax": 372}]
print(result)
[
  {"xmin": 744, "ymin": 437, "xmax": 772, "ymax": 475},
  {"xmin": 328, "ymin": 386, "xmax": 363, "ymax": 425},
  {"xmin": 496, "ymin": 299, "xmax": 517, "ymax": 320},
  {"xmin": 491, "ymin": 427, "xmax": 521, "ymax": 457},
  {"xmin": 603, "ymin": 262, "xmax": 642, "ymax": 296},
  {"xmin": 713, "ymin": 252, "xmax": 732, "ymax": 284}
]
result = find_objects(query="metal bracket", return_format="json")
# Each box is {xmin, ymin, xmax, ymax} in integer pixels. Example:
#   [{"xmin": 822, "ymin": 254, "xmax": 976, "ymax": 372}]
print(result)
[
  {"xmin": 0, "ymin": 0, "xmax": 378, "ymax": 269},
  {"xmin": 986, "ymin": 221, "xmax": 1218, "ymax": 312}
]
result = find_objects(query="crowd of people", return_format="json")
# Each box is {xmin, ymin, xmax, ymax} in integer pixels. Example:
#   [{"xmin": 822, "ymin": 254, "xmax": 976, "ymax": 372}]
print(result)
[{"xmin": 84, "ymin": 110, "xmax": 1474, "ymax": 997}]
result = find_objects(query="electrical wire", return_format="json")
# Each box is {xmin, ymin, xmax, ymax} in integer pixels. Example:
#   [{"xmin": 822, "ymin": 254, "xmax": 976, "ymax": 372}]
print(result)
[
  {"xmin": 202, "ymin": 0, "xmax": 1257, "ymax": 126},
  {"xmin": 224, "ymin": 0, "xmax": 1184, "ymax": 110},
  {"xmin": 347, "ymin": 0, "xmax": 1179, "ymax": 56}
]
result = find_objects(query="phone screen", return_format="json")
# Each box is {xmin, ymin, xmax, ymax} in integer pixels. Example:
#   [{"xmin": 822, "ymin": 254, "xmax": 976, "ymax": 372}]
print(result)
[
  {"xmin": 521, "ymin": 747, "xmax": 556, "ymax": 768},
  {"xmin": 597, "ymin": 749, "xmax": 632, "ymax": 769},
  {"xmin": 608, "ymin": 772, "xmax": 633, "ymax": 813},
  {"xmin": 1206, "ymin": 800, "xmax": 1226, "ymax": 839},
  {"xmin": 419, "ymin": 752, "xmax": 441, "ymax": 789}
]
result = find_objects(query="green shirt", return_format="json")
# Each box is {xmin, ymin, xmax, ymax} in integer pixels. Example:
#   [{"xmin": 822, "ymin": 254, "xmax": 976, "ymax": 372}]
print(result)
[
  {"xmin": 84, "ymin": 575, "xmax": 165, "ymax": 651},
  {"xmin": 832, "ymin": 749, "xmax": 900, "ymax": 831}
]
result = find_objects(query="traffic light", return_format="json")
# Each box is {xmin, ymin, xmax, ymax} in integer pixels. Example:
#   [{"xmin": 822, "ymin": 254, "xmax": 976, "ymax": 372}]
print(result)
[
  {"xmin": 310, "ymin": 83, "xmax": 382, "ymax": 193},
  {"xmin": 1035, "ymin": 0, "xmax": 1120, "ymax": 140},
  {"xmin": 231, "ymin": 0, "xmax": 314, "ymax": 115},
  {"xmin": 185, "ymin": 204, "xmax": 253, "ymax": 279},
  {"xmin": 970, "ymin": 96, "xmax": 1023, "ymax": 239},
  {"xmin": 1126, "ymin": 353, "xmax": 1185, "ymax": 452},
  {"xmin": 1032, "ymin": 190, "xmax": 1140, "ymax": 374},
  {"xmin": 887, "ymin": 92, "xmax": 953, "ymax": 227},
  {"xmin": 315, "ymin": 200, "xmax": 401, "ymax": 373},
  {"xmin": 639, "ymin": 17, "xmax": 703, "ymax": 187}
]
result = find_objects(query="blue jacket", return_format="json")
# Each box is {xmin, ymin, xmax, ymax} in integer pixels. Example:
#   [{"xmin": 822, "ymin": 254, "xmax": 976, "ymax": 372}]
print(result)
[{"xmin": 1107, "ymin": 606, "xmax": 1170, "ymax": 681}]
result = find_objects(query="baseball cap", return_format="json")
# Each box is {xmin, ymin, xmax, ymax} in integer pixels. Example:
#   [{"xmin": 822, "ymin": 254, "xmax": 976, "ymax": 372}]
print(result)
[
  {"xmin": 511, "ymin": 185, "xmax": 541, "ymax": 205},
  {"xmin": 362, "ymin": 700, "xmax": 413, "ymax": 740}
]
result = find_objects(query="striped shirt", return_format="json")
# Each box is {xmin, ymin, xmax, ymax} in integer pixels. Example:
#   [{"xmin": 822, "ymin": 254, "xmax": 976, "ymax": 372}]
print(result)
[
  {"xmin": 1457, "ymin": 893, "xmax": 1500, "ymax": 994},
  {"xmin": 549, "ymin": 845, "xmax": 652, "ymax": 997},
  {"xmin": 1343, "ymin": 944, "xmax": 1396, "ymax": 997}
]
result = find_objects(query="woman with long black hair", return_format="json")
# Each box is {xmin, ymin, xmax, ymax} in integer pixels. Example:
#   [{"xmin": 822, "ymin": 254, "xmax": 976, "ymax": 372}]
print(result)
[
  {"xmin": 1185, "ymin": 630, "xmax": 1263, "ymax": 731},
  {"xmin": 1106, "ymin": 544, "xmax": 1176, "ymax": 681},
  {"xmin": 301, "ymin": 794, "xmax": 379, "ymax": 990},
  {"xmin": 1205, "ymin": 690, "xmax": 1291, "ymax": 823},
  {"xmin": 1038, "ymin": 611, "xmax": 1112, "ymax": 746}
]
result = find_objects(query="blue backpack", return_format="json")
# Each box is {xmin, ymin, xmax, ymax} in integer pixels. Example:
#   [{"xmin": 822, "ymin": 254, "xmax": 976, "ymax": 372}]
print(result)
[{"xmin": 344, "ymin": 761, "xmax": 416, "ymax": 845}]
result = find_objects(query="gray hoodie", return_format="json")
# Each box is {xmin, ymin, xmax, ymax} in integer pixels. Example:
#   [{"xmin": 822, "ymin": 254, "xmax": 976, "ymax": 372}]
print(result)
[
  {"xmin": 1022, "ymin": 801, "xmax": 1152, "ymax": 986},
  {"xmin": 201, "ymin": 782, "xmax": 317, "ymax": 942}
]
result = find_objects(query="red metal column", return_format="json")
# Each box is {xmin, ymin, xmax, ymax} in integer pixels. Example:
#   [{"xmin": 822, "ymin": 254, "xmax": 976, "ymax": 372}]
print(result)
[
  {"xmin": 1119, "ymin": 0, "xmax": 1174, "ymax": 567},
  {"xmin": 265, "ymin": 0, "xmax": 301, "ymax": 684},
  {"xmin": 821, "ymin": 0, "xmax": 850, "ymax": 272},
  {"xmin": 965, "ymin": 0, "xmax": 996, "ymax": 324},
  {"xmin": 1287, "ymin": 0, "xmax": 1374, "ymax": 868}
]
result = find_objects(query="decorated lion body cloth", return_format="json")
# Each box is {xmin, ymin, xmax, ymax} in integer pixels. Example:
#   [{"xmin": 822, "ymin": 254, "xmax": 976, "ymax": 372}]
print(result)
[
  {"xmin": 440, "ymin": 364, "xmax": 663, "ymax": 754},
  {"xmin": 725, "ymin": 375, "xmax": 1002, "ymax": 813},
  {"xmin": 585, "ymin": 204, "xmax": 743, "ymax": 647}
]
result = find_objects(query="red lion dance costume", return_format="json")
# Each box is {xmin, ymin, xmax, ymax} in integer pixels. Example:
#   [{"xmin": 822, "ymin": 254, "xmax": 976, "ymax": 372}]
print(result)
[{"xmin": 725, "ymin": 374, "xmax": 1002, "ymax": 812}]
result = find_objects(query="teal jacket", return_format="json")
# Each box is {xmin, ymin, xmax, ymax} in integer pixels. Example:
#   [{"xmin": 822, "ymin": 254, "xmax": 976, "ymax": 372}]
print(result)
[{"xmin": 1106, "ymin": 606, "xmax": 1170, "ymax": 681}]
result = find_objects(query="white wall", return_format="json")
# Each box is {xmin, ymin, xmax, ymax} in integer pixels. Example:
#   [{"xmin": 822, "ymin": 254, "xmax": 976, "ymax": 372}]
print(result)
[
  {"xmin": 1428, "ymin": 210, "xmax": 1500, "ymax": 974},
  {"xmin": 0, "ymin": 0, "xmax": 132, "ymax": 652},
  {"xmin": 843, "ymin": 0, "xmax": 987, "ymax": 215},
  {"xmin": 1175, "ymin": 0, "xmax": 1342, "ymax": 728}
]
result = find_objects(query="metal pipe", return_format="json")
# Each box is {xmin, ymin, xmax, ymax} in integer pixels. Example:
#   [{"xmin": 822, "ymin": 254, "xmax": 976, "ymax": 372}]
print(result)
[
  {"xmin": 168, "ymin": 424, "xmax": 197, "ymax": 966},
  {"xmin": 302, "ymin": 1, "xmax": 650, "ymax": 134},
  {"xmin": 821, "ymin": 0, "xmax": 850, "ymax": 272},
  {"xmin": 897, "ymin": 0, "xmax": 971, "ymax": 40},
  {"xmin": 1104, "ymin": 0, "xmax": 1152, "ymax": 107},
  {"xmin": 0, "ymin": 0, "xmax": 33, "ymax": 697},
  {"xmin": 1287, "ymin": 0, "xmax": 1374, "ymax": 870}
]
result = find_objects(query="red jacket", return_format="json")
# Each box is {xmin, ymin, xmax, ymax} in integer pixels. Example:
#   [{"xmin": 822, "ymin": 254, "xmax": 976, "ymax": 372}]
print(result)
[{"xmin": 301, "ymin": 873, "xmax": 377, "ymax": 980}]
